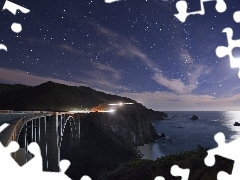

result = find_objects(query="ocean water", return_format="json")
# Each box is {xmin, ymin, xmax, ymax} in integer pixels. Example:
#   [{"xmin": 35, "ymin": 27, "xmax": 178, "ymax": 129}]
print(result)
[{"xmin": 138, "ymin": 111, "xmax": 240, "ymax": 160}]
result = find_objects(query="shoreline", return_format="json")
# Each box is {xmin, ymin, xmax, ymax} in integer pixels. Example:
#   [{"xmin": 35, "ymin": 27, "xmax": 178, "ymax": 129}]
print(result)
[{"xmin": 137, "ymin": 142, "xmax": 165, "ymax": 160}]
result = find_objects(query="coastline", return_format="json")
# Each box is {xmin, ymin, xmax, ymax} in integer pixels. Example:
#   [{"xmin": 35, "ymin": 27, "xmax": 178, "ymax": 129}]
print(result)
[
  {"xmin": 138, "ymin": 111, "xmax": 240, "ymax": 161},
  {"xmin": 137, "ymin": 142, "xmax": 165, "ymax": 160}
]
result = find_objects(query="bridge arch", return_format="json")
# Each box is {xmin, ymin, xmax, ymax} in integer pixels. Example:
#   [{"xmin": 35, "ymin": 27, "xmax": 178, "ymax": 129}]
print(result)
[{"xmin": 6, "ymin": 112, "xmax": 81, "ymax": 171}]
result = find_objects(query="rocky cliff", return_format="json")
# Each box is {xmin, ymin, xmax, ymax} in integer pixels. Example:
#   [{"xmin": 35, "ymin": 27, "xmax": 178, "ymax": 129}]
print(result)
[{"xmin": 82, "ymin": 110, "xmax": 159, "ymax": 146}]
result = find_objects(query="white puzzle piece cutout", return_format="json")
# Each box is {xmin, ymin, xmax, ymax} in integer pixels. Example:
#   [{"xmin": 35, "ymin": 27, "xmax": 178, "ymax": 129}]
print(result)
[
  {"xmin": 0, "ymin": 123, "xmax": 92, "ymax": 180},
  {"xmin": 104, "ymin": 0, "xmax": 121, "ymax": 3},
  {"xmin": 204, "ymin": 132, "xmax": 240, "ymax": 180},
  {"xmin": 171, "ymin": 165, "xmax": 190, "ymax": 180},
  {"xmin": 174, "ymin": 0, "xmax": 227, "ymax": 22},
  {"xmin": 215, "ymin": 27, "xmax": 240, "ymax": 78},
  {"xmin": 2, "ymin": 0, "xmax": 30, "ymax": 15},
  {"xmin": 154, "ymin": 164, "xmax": 190, "ymax": 180},
  {"xmin": 1, "ymin": 0, "xmax": 30, "ymax": 51}
]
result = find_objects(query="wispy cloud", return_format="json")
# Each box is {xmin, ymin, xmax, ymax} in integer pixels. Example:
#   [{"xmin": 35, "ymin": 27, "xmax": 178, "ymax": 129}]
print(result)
[
  {"xmin": 119, "ymin": 91, "xmax": 240, "ymax": 111},
  {"xmin": 0, "ymin": 67, "xmax": 88, "ymax": 87},
  {"xmin": 59, "ymin": 44, "xmax": 83, "ymax": 55},
  {"xmin": 96, "ymin": 24, "xmax": 207, "ymax": 94},
  {"xmin": 0, "ymin": 67, "xmax": 128, "ymax": 94},
  {"xmin": 79, "ymin": 61, "xmax": 129, "ymax": 91},
  {"xmin": 91, "ymin": 61, "xmax": 121, "ymax": 80},
  {"xmin": 152, "ymin": 75, "xmax": 194, "ymax": 94}
]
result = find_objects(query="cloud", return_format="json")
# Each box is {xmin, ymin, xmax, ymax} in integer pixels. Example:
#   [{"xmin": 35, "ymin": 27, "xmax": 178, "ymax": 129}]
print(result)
[
  {"xmin": 96, "ymin": 25, "xmax": 206, "ymax": 94},
  {"xmin": 59, "ymin": 44, "xmax": 83, "ymax": 55},
  {"xmin": 91, "ymin": 61, "xmax": 121, "ymax": 80},
  {"xmin": 152, "ymin": 74, "xmax": 194, "ymax": 94},
  {"xmin": 0, "ymin": 67, "xmax": 88, "ymax": 87},
  {"xmin": 0, "ymin": 67, "xmax": 128, "ymax": 94},
  {"xmin": 119, "ymin": 91, "xmax": 240, "ymax": 111},
  {"xmin": 79, "ymin": 61, "xmax": 129, "ymax": 91}
]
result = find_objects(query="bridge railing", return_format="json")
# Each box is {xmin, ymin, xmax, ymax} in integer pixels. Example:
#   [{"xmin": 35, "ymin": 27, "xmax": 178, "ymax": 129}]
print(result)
[{"xmin": 0, "ymin": 113, "xmax": 51, "ymax": 146}]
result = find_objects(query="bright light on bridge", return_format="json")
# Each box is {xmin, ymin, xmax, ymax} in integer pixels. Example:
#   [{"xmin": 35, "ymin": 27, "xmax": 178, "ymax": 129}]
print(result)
[
  {"xmin": 69, "ymin": 110, "xmax": 116, "ymax": 113},
  {"xmin": 100, "ymin": 109, "xmax": 116, "ymax": 113},
  {"xmin": 68, "ymin": 110, "xmax": 90, "ymax": 113}
]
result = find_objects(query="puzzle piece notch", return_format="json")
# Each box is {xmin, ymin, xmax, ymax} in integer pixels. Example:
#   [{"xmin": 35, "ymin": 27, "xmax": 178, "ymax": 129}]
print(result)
[
  {"xmin": 204, "ymin": 132, "xmax": 225, "ymax": 166},
  {"xmin": 2, "ymin": 0, "xmax": 30, "ymax": 15},
  {"xmin": 0, "ymin": 123, "xmax": 9, "ymax": 132},
  {"xmin": 21, "ymin": 142, "xmax": 43, "ymax": 172},
  {"xmin": 204, "ymin": 132, "xmax": 240, "ymax": 180},
  {"xmin": 80, "ymin": 175, "xmax": 92, "ymax": 180},
  {"xmin": 233, "ymin": 11, "xmax": 240, "ymax": 23},
  {"xmin": 217, "ymin": 171, "xmax": 236, "ymax": 180},
  {"xmin": 0, "ymin": 141, "xmax": 22, "ymax": 179},
  {"xmin": 0, "ymin": 0, "xmax": 30, "ymax": 52},
  {"xmin": 11, "ymin": 22, "xmax": 22, "ymax": 33},
  {"xmin": 215, "ymin": 27, "xmax": 240, "ymax": 78},
  {"xmin": 104, "ymin": 0, "xmax": 121, "ymax": 3},
  {"xmin": 171, "ymin": 165, "xmax": 190, "ymax": 180},
  {"xmin": 0, "ymin": 123, "xmax": 93, "ymax": 179},
  {"xmin": 154, "ymin": 176, "xmax": 165, "ymax": 180},
  {"xmin": 154, "ymin": 164, "xmax": 190, "ymax": 180},
  {"xmin": 0, "ymin": 44, "xmax": 7, "ymax": 51},
  {"xmin": 60, "ymin": 159, "xmax": 70, "ymax": 174},
  {"xmin": 2, "ymin": 0, "xmax": 30, "ymax": 34},
  {"xmin": 174, "ymin": 0, "xmax": 227, "ymax": 23}
]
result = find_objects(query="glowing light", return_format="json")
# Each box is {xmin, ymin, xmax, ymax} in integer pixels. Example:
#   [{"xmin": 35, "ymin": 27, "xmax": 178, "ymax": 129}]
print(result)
[
  {"xmin": 108, "ymin": 102, "xmax": 134, "ymax": 106},
  {"xmin": 68, "ymin": 110, "xmax": 90, "ymax": 113}
]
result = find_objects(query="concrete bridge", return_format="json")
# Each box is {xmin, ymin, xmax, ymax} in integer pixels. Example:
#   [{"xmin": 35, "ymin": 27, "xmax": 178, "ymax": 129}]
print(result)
[{"xmin": 0, "ymin": 112, "xmax": 83, "ymax": 172}]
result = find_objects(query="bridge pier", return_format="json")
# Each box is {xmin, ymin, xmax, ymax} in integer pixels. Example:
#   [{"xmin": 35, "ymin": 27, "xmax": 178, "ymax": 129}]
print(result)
[
  {"xmin": 39, "ymin": 116, "xmax": 47, "ymax": 171},
  {"xmin": 36, "ymin": 118, "xmax": 40, "ymax": 144},
  {"xmin": 73, "ymin": 113, "xmax": 81, "ymax": 145},
  {"xmin": 45, "ymin": 113, "xmax": 59, "ymax": 172}
]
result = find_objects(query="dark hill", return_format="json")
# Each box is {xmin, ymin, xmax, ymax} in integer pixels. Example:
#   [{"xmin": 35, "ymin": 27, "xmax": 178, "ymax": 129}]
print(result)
[
  {"xmin": 0, "ymin": 81, "xmax": 167, "ymax": 120},
  {"xmin": 0, "ymin": 81, "xmax": 133, "ymax": 111},
  {"xmin": 0, "ymin": 81, "xmax": 169, "ymax": 179}
]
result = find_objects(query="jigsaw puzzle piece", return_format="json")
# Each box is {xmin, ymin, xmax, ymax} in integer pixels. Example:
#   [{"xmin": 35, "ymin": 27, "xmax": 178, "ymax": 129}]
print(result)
[
  {"xmin": 215, "ymin": 45, "xmax": 228, "ymax": 58},
  {"xmin": 2, "ymin": 0, "xmax": 30, "ymax": 15},
  {"xmin": 174, "ymin": 0, "xmax": 227, "ymax": 23},
  {"xmin": 80, "ymin": 175, "xmax": 92, "ymax": 180},
  {"xmin": 174, "ymin": 1, "xmax": 188, "ymax": 22},
  {"xmin": 233, "ymin": 11, "xmax": 240, "ymax": 23},
  {"xmin": 215, "ymin": 0, "xmax": 227, "ymax": 13},
  {"xmin": 0, "ymin": 124, "xmax": 19, "ymax": 168},
  {"xmin": 205, "ymin": 132, "xmax": 240, "ymax": 179},
  {"xmin": 154, "ymin": 176, "xmax": 165, "ymax": 180},
  {"xmin": 216, "ymin": 27, "xmax": 240, "ymax": 77},
  {"xmin": 21, "ymin": 142, "xmax": 42, "ymax": 172},
  {"xmin": 0, "ymin": 123, "xmax": 9, "ymax": 133},
  {"xmin": 0, "ymin": 44, "xmax": 7, "ymax": 51},
  {"xmin": 104, "ymin": 0, "xmax": 121, "ymax": 3},
  {"xmin": 204, "ymin": 132, "xmax": 227, "ymax": 167},
  {"xmin": 217, "ymin": 171, "xmax": 236, "ymax": 180},
  {"xmin": 171, "ymin": 165, "xmax": 190, "ymax": 180},
  {"xmin": 0, "ymin": 141, "xmax": 21, "ymax": 177},
  {"xmin": 59, "ymin": 159, "xmax": 70, "ymax": 173}
]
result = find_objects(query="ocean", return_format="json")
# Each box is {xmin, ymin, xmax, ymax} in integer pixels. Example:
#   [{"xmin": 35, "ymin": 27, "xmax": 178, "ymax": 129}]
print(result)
[{"xmin": 138, "ymin": 111, "xmax": 240, "ymax": 160}]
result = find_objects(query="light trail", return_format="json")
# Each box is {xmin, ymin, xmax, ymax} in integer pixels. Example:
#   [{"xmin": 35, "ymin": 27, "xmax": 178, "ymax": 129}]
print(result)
[{"xmin": 108, "ymin": 102, "xmax": 134, "ymax": 106}]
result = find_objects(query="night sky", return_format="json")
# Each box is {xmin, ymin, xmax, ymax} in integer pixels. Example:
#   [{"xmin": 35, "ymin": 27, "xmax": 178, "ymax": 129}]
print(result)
[{"xmin": 1, "ymin": 0, "xmax": 240, "ymax": 111}]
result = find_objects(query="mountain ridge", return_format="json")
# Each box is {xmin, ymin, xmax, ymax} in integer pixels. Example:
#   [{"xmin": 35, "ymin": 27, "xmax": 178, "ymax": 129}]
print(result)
[{"xmin": 0, "ymin": 81, "xmax": 167, "ymax": 120}]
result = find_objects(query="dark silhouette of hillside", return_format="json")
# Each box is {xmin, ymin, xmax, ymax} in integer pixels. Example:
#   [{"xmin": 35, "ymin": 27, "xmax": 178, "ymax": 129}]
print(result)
[
  {"xmin": 0, "ymin": 81, "xmax": 167, "ymax": 119},
  {"xmin": 0, "ymin": 81, "xmax": 132, "ymax": 110},
  {"xmin": 0, "ymin": 81, "xmax": 170, "ymax": 179}
]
